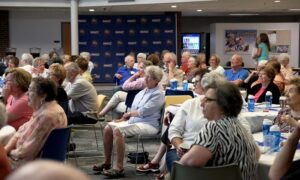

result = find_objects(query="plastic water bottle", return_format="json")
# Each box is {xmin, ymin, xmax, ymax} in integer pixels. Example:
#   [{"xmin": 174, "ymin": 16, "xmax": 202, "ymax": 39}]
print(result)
[
  {"xmin": 265, "ymin": 91, "xmax": 273, "ymax": 110},
  {"xmin": 182, "ymin": 80, "xmax": 188, "ymax": 91},
  {"xmin": 262, "ymin": 119, "xmax": 273, "ymax": 136},
  {"xmin": 247, "ymin": 95, "xmax": 255, "ymax": 112},
  {"xmin": 270, "ymin": 125, "xmax": 281, "ymax": 152}
]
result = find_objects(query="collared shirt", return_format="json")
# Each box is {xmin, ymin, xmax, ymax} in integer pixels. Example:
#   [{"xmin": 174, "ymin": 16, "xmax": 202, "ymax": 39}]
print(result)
[
  {"xmin": 224, "ymin": 68, "xmax": 249, "ymax": 82},
  {"xmin": 128, "ymin": 86, "xmax": 164, "ymax": 129},
  {"xmin": 115, "ymin": 66, "xmax": 138, "ymax": 85},
  {"xmin": 122, "ymin": 77, "xmax": 145, "ymax": 91}
]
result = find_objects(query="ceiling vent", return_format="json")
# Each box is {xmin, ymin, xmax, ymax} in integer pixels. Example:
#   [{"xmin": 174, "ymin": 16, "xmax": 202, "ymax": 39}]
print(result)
[{"xmin": 108, "ymin": 0, "xmax": 135, "ymax": 3}]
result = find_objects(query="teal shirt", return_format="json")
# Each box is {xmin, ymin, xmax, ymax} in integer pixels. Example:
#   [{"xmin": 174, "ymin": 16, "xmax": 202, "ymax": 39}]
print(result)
[{"xmin": 258, "ymin": 42, "xmax": 269, "ymax": 62}]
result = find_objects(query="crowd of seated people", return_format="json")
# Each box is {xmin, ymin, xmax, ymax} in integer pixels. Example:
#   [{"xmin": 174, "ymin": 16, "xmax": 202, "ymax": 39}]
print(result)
[{"xmin": 0, "ymin": 48, "xmax": 298, "ymax": 180}]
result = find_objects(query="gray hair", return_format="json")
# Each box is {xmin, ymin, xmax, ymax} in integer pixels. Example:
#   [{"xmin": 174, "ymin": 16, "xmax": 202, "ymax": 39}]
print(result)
[
  {"xmin": 124, "ymin": 55, "xmax": 134, "ymax": 63},
  {"xmin": 201, "ymin": 71, "xmax": 226, "ymax": 90},
  {"xmin": 32, "ymin": 57, "xmax": 45, "ymax": 68},
  {"xmin": 165, "ymin": 52, "xmax": 177, "ymax": 65},
  {"xmin": 278, "ymin": 53, "xmax": 290, "ymax": 63},
  {"xmin": 137, "ymin": 53, "xmax": 147, "ymax": 60},
  {"xmin": 64, "ymin": 62, "xmax": 80, "ymax": 73},
  {"xmin": 141, "ymin": 60, "xmax": 153, "ymax": 69},
  {"xmin": 145, "ymin": 65, "xmax": 163, "ymax": 82},
  {"xmin": 21, "ymin": 53, "xmax": 34, "ymax": 65},
  {"xmin": 0, "ymin": 102, "xmax": 7, "ymax": 128},
  {"xmin": 80, "ymin": 52, "xmax": 91, "ymax": 61}
]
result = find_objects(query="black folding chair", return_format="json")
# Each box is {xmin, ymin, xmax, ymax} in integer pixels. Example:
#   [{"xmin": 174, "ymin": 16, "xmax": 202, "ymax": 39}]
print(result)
[{"xmin": 165, "ymin": 89, "xmax": 194, "ymax": 98}]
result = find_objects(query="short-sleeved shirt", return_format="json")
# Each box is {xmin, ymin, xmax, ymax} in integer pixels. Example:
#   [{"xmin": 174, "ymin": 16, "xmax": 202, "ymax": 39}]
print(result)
[
  {"xmin": 258, "ymin": 42, "xmax": 269, "ymax": 63},
  {"xmin": 224, "ymin": 68, "xmax": 249, "ymax": 82},
  {"xmin": 6, "ymin": 94, "xmax": 33, "ymax": 130},
  {"xmin": 115, "ymin": 66, "xmax": 138, "ymax": 85},
  {"xmin": 194, "ymin": 117, "xmax": 257, "ymax": 180}
]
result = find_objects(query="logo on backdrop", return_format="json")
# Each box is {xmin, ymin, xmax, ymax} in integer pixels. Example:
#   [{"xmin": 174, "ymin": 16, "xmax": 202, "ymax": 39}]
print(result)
[
  {"xmin": 105, "ymin": 74, "xmax": 112, "ymax": 79},
  {"xmin": 141, "ymin": 40, "xmax": 148, "ymax": 46},
  {"xmin": 103, "ymin": 64, "xmax": 113, "ymax": 67},
  {"xmin": 79, "ymin": 29, "xmax": 85, "ymax": 35},
  {"xmin": 166, "ymin": 40, "xmax": 173, "ymax": 45},
  {"xmin": 102, "ymin": 19, "xmax": 111, "ymax": 23},
  {"xmin": 92, "ymin": 40, "xmax": 98, "ymax": 46},
  {"xmin": 90, "ymin": 31, "xmax": 99, "ymax": 34},
  {"xmin": 152, "ymin": 18, "xmax": 161, "ymax": 23},
  {"xmin": 128, "ymin": 29, "xmax": 135, "ymax": 35},
  {"xmin": 117, "ymin": 40, "xmax": 124, "ymax": 46},
  {"xmin": 104, "ymin": 52, "xmax": 111, "ymax": 57},
  {"xmin": 141, "ymin": 18, "xmax": 147, "ymax": 24},
  {"xmin": 164, "ymin": 30, "xmax": 174, "ymax": 34},
  {"xmin": 116, "ymin": 53, "xmax": 125, "ymax": 57},
  {"xmin": 79, "ymin": 42, "xmax": 87, "ymax": 45},
  {"xmin": 128, "ymin": 41, "xmax": 137, "ymax": 45},
  {"xmin": 104, "ymin": 29, "xmax": 111, "ymax": 35},
  {"xmin": 153, "ymin": 28, "xmax": 160, "ymax": 35},
  {"xmin": 127, "ymin": 19, "xmax": 136, "ymax": 23},
  {"xmin": 165, "ymin": 17, "xmax": 172, "ymax": 24},
  {"xmin": 91, "ymin": 53, "xmax": 100, "ymax": 57},
  {"xmin": 153, "ymin": 41, "xmax": 162, "ymax": 45},
  {"xmin": 103, "ymin": 42, "xmax": 112, "ymax": 46},
  {"xmin": 91, "ymin": 18, "xmax": 98, "ymax": 24},
  {"xmin": 116, "ymin": 18, "xmax": 122, "ymax": 24},
  {"xmin": 140, "ymin": 30, "xmax": 149, "ymax": 34},
  {"xmin": 78, "ymin": 19, "xmax": 87, "ymax": 23}
]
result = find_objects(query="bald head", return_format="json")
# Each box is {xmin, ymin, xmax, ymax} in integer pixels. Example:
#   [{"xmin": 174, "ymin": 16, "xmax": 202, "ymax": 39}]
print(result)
[
  {"xmin": 7, "ymin": 160, "xmax": 89, "ymax": 180},
  {"xmin": 231, "ymin": 54, "xmax": 243, "ymax": 70}
]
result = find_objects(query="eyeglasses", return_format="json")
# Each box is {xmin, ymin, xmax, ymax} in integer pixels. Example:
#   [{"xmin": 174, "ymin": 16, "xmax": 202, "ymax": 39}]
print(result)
[{"xmin": 202, "ymin": 96, "xmax": 217, "ymax": 103}]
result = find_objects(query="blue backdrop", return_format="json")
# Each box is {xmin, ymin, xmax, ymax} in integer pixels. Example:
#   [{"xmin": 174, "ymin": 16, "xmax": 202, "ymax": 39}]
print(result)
[{"xmin": 78, "ymin": 14, "xmax": 177, "ymax": 83}]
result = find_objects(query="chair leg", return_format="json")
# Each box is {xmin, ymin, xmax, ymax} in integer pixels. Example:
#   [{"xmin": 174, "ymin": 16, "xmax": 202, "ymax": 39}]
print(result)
[{"xmin": 93, "ymin": 125, "xmax": 99, "ymax": 151}]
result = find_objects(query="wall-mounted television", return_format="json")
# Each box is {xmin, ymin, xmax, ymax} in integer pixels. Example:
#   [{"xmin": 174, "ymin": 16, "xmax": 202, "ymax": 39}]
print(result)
[{"xmin": 182, "ymin": 33, "xmax": 201, "ymax": 55}]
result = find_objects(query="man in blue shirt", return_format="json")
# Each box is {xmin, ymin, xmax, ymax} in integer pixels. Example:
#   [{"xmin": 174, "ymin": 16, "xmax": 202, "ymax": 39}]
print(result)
[
  {"xmin": 114, "ymin": 55, "xmax": 138, "ymax": 86},
  {"xmin": 224, "ymin": 54, "xmax": 249, "ymax": 86}
]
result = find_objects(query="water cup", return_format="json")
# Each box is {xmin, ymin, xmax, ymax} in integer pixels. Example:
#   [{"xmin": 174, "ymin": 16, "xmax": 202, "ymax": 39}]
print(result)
[
  {"xmin": 262, "ymin": 119, "xmax": 273, "ymax": 136},
  {"xmin": 182, "ymin": 80, "xmax": 188, "ymax": 91},
  {"xmin": 263, "ymin": 134, "xmax": 275, "ymax": 154},
  {"xmin": 270, "ymin": 125, "xmax": 281, "ymax": 152},
  {"xmin": 170, "ymin": 79, "xmax": 178, "ymax": 90},
  {"xmin": 279, "ymin": 96, "xmax": 287, "ymax": 109}
]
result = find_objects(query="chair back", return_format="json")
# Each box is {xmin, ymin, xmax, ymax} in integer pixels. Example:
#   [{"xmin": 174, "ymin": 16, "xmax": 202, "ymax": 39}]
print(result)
[
  {"xmin": 39, "ymin": 127, "xmax": 71, "ymax": 162},
  {"xmin": 171, "ymin": 161, "xmax": 242, "ymax": 180},
  {"xmin": 165, "ymin": 89, "xmax": 194, "ymax": 98},
  {"xmin": 165, "ymin": 95, "xmax": 192, "ymax": 108},
  {"xmin": 97, "ymin": 94, "xmax": 107, "ymax": 113},
  {"xmin": 58, "ymin": 101, "xmax": 69, "ymax": 115},
  {"xmin": 125, "ymin": 90, "xmax": 141, "ymax": 109}
]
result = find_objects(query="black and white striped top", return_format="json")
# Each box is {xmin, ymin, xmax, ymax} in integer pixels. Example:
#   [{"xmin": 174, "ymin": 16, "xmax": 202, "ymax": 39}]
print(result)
[{"xmin": 194, "ymin": 117, "xmax": 257, "ymax": 180}]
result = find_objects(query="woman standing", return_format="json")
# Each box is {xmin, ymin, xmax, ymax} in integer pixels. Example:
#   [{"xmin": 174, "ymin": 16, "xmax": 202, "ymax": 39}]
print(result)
[{"xmin": 253, "ymin": 33, "xmax": 271, "ymax": 63}]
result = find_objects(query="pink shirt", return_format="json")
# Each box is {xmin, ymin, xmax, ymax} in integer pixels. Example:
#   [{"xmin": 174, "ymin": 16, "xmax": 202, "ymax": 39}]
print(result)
[
  {"xmin": 9, "ymin": 101, "xmax": 67, "ymax": 166},
  {"xmin": 254, "ymin": 87, "xmax": 265, "ymax": 102},
  {"xmin": 6, "ymin": 94, "xmax": 33, "ymax": 130},
  {"xmin": 122, "ymin": 77, "xmax": 146, "ymax": 91}
]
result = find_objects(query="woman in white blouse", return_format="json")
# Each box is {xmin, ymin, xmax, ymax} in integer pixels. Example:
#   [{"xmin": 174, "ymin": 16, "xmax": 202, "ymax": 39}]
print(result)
[{"xmin": 208, "ymin": 54, "xmax": 225, "ymax": 74}]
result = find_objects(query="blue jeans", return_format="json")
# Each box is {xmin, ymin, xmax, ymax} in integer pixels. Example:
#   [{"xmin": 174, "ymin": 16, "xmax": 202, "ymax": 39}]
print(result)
[{"xmin": 166, "ymin": 149, "xmax": 179, "ymax": 172}]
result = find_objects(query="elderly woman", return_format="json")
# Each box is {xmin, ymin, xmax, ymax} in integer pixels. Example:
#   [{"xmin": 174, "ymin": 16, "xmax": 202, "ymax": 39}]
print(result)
[
  {"xmin": 273, "ymin": 77, "xmax": 300, "ymax": 132},
  {"xmin": 2, "ymin": 68, "xmax": 33, "ymax": 130},
  {"xmin": 98, "ymin": 60, "xmax": 153, "ymax": 118},
  {"xmin": 5, "ymin": 77, "xmax": 67, "ymax": 167},
  {"xmin": 76, "ymin": 56, "xmax": 93, "ymax": 83},
  {"xmin": 185, "ymin": 56, "xmax": 200, "ymax": 82},
  {"xmin": 266, "ymin": 59, "xmax": 285, "ymax": 93},
  {"xmin": 208, "ymin": 54, "xmax": 225, "ymax": 74},
  {"xmin": 180, "ymin": 82, "xmax": 259, "ymax": 180},
  {"xmin": 48, "ymin": 63, "xmax": 68, "ymax": 111},
  {"xmin": 3, "ymin": 55, "xmax": 19, "ymax": 77},
  {"xmin": 0, "ymin": 102, "xmax": 11, "ymax": 179},
  {"xmin": 96, "ymin": 66, "xmax": 164, "ymax": 178},
  {"xmin": 278, "ymin": 53, "xmax": 293, "ymax": 83},
  {"xmin": 247, "ymin": 66, "xmax": 280, "ymax": 104},
  {"xmin": 32, "ymin": 57, "xmax": 49, "ymax": 78}
]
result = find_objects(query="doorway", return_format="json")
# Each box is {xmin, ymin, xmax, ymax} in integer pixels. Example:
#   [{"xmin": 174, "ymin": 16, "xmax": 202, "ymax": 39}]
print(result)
[{"xmin": 61, "ymin": 22, "xmax": 71, "ymax": 55}]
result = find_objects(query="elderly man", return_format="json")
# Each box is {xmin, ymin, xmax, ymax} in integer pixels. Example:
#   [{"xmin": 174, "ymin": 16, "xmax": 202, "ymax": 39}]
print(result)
[
  {"xmin": 64, "ymin": 62, "xmax": 98, "ymax": 124},
  {"xmin": 80, "ymin": 51, "xmax": 94, "ymax": 73},
  {"xmin": 161, "ymin": 52, "xmax": 185, "ymax": 88},
  {"xmin": 180, "ymin": 51, "xmax": 191, "ymax": 74},
  {"xmin": 114, "ymin": 55, "xmax": 138, "ymax": 86},
  {"xmin": 19, "ymin": 53, "xmax": 34, "ymax": 73},
  {"xmin": 224, "ymin": 54, "xmax": 249, "ymax": 86}
]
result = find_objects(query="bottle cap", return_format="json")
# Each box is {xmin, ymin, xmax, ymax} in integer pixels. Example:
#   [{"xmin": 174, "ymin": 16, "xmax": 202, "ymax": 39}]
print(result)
[
  {"xmin": 279, "ymin": 96, "xmax": 287, "ymax": 100},
  {"xmin": 183, "ymin": 80, "xmax": 188, "ymax": 83},
  {"xmin": 266, "ymin": 91, "xmax": 272, "ymax": 96},
  {"xmin": 248, "ymin": 95, "xmax": 254, "ymax": 99},
  {"xmin": 263, "ymin": 119, "xmax": 273, "ymax": 125},
  {"xmin": 270, "ymin": 125, "xmax": 280, "ymax": 131}
]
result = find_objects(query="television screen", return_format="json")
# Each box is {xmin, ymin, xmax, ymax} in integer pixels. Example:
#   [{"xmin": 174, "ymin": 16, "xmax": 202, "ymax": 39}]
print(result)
[{"xmin": 182, "ymin": 33, "xmax": 201, "ymax": 55}]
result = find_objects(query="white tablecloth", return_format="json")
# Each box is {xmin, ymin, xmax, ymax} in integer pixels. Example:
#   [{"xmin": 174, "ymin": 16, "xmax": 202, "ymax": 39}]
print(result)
[{"xmin": 253, "ymin": 132, "xmax": 300, "ymax": 180}]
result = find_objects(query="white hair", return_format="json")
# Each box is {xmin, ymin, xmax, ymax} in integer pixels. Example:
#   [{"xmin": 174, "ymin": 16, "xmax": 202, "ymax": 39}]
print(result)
[
  {"xmin": 278, "ymin": 53, "xmax": 290, "ymax": 63},
  {"xmin": 124, "ymin": 55, "xmax": 134, "ymax": 63},
  {"xmin": 201, "ymin": 71, "xmax": 227, "ymax": 90},
  {"xmin": 21, "ymin": 53, "xmax": 34, "ymax": 65},
  {"xmin": 80, "ymin": 52, "xmax": 91, "ymax": 61},
  {"xmin": 137, "ymin": 53, "xmax": 147, "ymax": 60}
]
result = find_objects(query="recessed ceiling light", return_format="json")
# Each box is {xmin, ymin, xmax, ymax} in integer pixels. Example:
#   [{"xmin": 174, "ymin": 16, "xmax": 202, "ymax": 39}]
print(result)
[
  {"xmin": 229, "ymin": 13, "xmax": 259, "ymax": 16},
  {"xmin": 89, "ymin": 9, "xmax": 95, "ymax": 12},
  {"xmin": 289, "ymin": 9, "xmax": 300, "ymax": 11},
  {"xmin": 171, "ymin": 5, "xmax": 177, "ymax": 8},
  {"xmin": 197, "ymin": 9, "xmax": 203, "ymax": 12},
  {"xmin": 274, "ymin": 0, "xmax": 280, "ymax": 3}
]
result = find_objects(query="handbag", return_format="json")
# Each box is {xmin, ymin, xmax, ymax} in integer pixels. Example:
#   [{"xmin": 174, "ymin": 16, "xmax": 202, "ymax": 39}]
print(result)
[{"xmin": 127, "ymin": 151, "xmax": 149, "ymax": 164}]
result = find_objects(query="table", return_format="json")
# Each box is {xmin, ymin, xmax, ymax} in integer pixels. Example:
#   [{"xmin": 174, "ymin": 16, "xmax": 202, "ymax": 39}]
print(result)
[{"xmin": 253, "ymin": 132, "xmax": 300, "ymax": 180}]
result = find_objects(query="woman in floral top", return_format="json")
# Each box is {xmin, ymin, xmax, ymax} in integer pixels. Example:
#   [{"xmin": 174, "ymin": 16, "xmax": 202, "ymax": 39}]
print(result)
[
  {"xmin": 5, "ymin": 77, "xmax": 67, "ymax": 167},
  {"xmin": 274, "ymin": 77, "xmax": 300, "ymax": 132}
]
